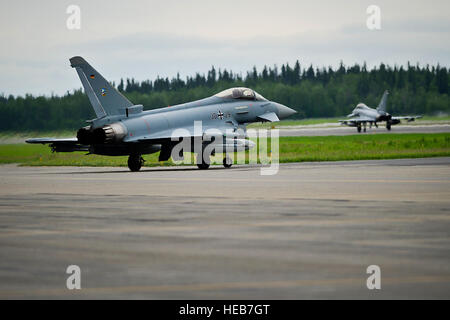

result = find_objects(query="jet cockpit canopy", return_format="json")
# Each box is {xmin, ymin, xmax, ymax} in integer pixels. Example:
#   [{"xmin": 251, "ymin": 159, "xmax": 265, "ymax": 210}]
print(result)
[
  {"xmin": 215, "ymin": 87, "xmax": 267, "ymax": 101},
  {"xmin": 355, "ymin": 103, "xmax": 370, "ymax": 110}
]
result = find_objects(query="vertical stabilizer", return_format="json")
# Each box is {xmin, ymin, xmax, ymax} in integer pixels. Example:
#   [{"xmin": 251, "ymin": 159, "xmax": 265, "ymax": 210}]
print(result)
[
  {"xmin": 70, "ymin": 56, "xmax": 133, "ymax": 118},
  {"xmin": 377, "ymin": 90, "xmax": 389, "ymax": 112}
]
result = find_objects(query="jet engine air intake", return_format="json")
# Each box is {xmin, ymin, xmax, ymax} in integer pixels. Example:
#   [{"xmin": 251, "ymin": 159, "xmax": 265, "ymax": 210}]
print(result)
[{"xmin": 376, "ymin": 113, "xmax": 391, "ymax": 122}]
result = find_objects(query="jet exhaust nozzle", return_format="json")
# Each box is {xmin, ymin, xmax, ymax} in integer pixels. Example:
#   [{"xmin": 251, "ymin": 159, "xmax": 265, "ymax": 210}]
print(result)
[{"xmin": 77, "ymin": 123, "xmax": 127, "ymax": 144}]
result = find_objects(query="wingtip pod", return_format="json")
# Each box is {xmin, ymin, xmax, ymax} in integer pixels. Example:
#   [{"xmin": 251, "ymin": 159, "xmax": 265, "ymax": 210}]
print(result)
[{"xmin": 69, "ymin": 56, "xmax": 88, "ymax": 68}]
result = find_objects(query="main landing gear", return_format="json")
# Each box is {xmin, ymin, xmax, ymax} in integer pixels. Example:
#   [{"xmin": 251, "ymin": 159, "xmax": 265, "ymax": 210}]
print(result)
[
  {"xmin": 223, "ymin": 155, "xmax": 233, "ymax": 168},
  {"xmin": 196, "ymin": 154, "xmax": 233, "ymax": 169},
  {"xmin": 386, "ymin": 121, "xmax": 392, "ymax": 131},
  {"xmin": 357, "ymin": 123, "xmax": 368, "ymax": 133},
  {"xmin": 196, "ymin": 153, "xmax": 210, "ymax": 170},
  {"xmin": 128, "ymin": 154, "xmax": 144, "ymax": 172}
]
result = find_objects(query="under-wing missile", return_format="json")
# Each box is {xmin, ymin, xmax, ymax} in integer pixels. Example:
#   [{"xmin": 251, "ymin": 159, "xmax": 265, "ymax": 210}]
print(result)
[{"xmin": 213, "ymin": 139, "xmax": 256, "ymax": 152}]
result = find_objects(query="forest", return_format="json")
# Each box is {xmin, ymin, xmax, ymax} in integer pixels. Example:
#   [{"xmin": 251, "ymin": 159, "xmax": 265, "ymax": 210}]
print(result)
[{"xmin": 0, "ymin": 61, "xmax": 448, "ymax": 131}]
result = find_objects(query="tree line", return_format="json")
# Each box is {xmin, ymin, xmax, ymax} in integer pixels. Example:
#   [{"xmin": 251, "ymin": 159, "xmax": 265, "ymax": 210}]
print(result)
[{"xmin": 0, "ymin": 61, "xmax": 448, "ymax": 131}]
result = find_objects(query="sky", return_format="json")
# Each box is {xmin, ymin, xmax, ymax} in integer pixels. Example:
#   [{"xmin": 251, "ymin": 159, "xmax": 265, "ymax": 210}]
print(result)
[{"xmin": 0, "ymin": 0, "xmax": 449, "ymax": 96}]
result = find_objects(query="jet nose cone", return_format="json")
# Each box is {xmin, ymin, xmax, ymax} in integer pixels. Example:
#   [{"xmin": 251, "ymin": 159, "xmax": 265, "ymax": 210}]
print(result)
[{"xmin": 274, "ymin": 102, "xmax": 297, "ymax": 119}]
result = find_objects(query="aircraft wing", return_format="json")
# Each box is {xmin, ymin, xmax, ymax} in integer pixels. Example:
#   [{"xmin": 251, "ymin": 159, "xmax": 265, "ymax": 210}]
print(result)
[
  {"xmin": 391, "ymin": 115, "xmax": 422, "ymax": 122},
  {"xmin": 339, "ymin": 116, "xmax": 374, "ymax": 124},
  {"xmin": 26, "ymin": 138, "xmax": 79, "ymax": 144},
  {"xmin": 26, "ymin": 138, "xmax": 89, "ymax": 152},
  {"xmin": 125, "ymin": 122, "xmax": 243, "ymax": 143}
]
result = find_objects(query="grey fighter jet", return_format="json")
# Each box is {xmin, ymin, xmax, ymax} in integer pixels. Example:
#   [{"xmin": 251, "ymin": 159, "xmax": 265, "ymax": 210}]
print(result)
[
  {"xmin": 339, "ymin": 90, "xmax": 421, "ymax": 132},
  {"xmin": 27, "ymin": 57, "xmax": 296, "ymax": 171}
]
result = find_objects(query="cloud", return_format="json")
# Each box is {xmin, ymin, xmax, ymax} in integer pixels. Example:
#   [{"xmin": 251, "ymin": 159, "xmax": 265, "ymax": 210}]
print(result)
[{"xmin": 1, "ymin": 1, "xmax": 449, "ymax": 95}]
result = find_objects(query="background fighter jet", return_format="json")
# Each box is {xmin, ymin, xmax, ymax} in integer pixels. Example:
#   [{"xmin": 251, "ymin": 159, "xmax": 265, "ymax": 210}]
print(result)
[
  {"xmin": 339, "ymin": 90, "xmax": 422, "ymax": 132},
  {"xmin": 27, "ymin": 57, "xmax": 296, "ymax": 171}
]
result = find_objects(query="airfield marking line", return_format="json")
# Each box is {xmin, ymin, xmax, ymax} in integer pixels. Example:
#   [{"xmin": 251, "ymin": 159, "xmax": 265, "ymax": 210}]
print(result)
[
  {"xmin": 13, "ymin": 175, "xmax": 450, "ymax": 184},
  {"xmin": 2, "ymin": 275, "xmax": 450, "ymax": 298}
]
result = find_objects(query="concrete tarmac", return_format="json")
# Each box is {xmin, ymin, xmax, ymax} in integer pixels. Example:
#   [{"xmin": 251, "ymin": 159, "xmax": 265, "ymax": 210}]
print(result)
[{"xmin": 0, "ymin": 158, "xmax": 450, "ymax": 299}]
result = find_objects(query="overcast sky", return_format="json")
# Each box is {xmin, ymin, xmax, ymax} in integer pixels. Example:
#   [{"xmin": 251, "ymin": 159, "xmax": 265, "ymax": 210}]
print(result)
[{"xmin": 0, "ymin": 0, "xmax": 449, "ymax": 96}]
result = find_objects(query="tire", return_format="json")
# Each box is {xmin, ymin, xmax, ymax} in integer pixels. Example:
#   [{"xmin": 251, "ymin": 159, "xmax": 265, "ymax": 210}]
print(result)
[
  {"xmin": 128, "ymin": 154, "xmax": 143, "ymax": 172},
  {"xmin": 196, "ymin": 154, "xmax": 210, "ymax": 170},
  {"xmin": 386, "ymin": 122, "xmax": 391, "ymax": 131},
  {"xmin": 223, "ymin": 156, "xmax": 232, "ymax": 168},
  {"xmin": 357, "ymin": 125, "xmax": 362, "ymax": 133}
]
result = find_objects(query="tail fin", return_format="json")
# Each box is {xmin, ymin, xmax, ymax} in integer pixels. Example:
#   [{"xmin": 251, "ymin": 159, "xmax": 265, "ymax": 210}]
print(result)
[
  {"xmin": 376, "ymin": 90, "xmax": 389, "ymax": 112},
  {"xmin": 70, "ymin": 56, "xmax": 133, "ymax": 118}
]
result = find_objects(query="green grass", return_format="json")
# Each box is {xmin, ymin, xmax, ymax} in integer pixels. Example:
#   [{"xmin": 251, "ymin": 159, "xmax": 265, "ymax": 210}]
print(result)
[
  {"xmin": 420, "ymin": 115, "xmax": 450, "ymax": 121},
  {"xmin": 275, "ymin": 133, "xmax": 450, "ymax": 162},
  {"xmin": 0, "ymin": 130, "xmax": 74, "ymax": 140},
  {"xmin": 0, "ymin": 133, "xmax": 449, "ymax": 167}
]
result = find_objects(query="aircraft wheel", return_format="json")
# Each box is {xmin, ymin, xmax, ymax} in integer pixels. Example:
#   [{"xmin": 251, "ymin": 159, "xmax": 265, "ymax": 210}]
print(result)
[
  {"xmin": 128, "ymin": 154, "xmax": 144, "ymax": 172},
  {"xmin": 357, "ymin": 125, "xmax": 362, "ymax": 133},
  {"xmin": 363, "ymin": 127, "xmax": 366, "ymax": 132},
  {"xmin": 223, "ymin": 155, "xmax": 233, "ymax": 168},
  {"xmin": 386, "ymin": 122, "xmax": 391, "ymax": 131},
  {"xmin": 196, "ymin": 153, "xmax": 210, "ymax": 170}
]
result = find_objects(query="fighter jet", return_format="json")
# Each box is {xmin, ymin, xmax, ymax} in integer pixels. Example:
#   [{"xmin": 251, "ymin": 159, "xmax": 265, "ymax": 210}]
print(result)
[
  {"xmin": 26, "ymin": 56, "xmax": 296, "ymax": 171},
  {"xmin": 339, "ymin": 90, "xmax": 421, "ymax": 132}
]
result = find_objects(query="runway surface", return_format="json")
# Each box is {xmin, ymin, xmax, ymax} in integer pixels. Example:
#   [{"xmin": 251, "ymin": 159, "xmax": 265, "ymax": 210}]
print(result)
[
  {"xmin": 1, "ymin": 124, "xmax": 450, "ymax": 145},
  {"xmin": 0, "ymin": 158, "xmax": 450, "ymax": 299},
  {"xmin": 278, "ymin": 124, "xmax": 450, "ymax": 136}
]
